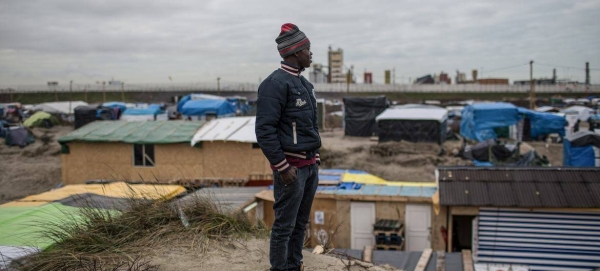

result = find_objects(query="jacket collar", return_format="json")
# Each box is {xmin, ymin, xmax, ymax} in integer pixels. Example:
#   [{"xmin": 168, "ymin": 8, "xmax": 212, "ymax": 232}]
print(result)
[{"xmin": 280, "ymin": 61, "xmax": 304, "ymax": 77}]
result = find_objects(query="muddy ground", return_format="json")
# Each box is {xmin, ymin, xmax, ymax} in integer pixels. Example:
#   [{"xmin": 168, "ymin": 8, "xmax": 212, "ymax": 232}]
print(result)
[{"xmin": 0, "ymin": 126, "xmax": 72, "ymax": 204}]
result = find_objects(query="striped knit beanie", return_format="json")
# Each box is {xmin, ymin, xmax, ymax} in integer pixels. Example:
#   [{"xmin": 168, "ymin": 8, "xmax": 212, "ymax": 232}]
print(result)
[{"xmin": 276, "ymin": 23, "xmax": 310, "ymax": 58}]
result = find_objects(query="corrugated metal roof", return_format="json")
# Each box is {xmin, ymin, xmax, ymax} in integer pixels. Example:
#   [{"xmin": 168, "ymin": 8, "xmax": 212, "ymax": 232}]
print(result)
[
  {"xmin": 333, "ymin": 249, "xmax": 464, "ymax": 271},
  {"xmin": 58, "ymin": 120, "xmax": 205, "ymax": 144},
  {"xmin": 179, "ymin": 187, "xmax": 266, "ymax": 212},
  {"xmin": 438, "ymin": 167, "xmax": 600, "ymax": 208},
  {"xmin": 191, "ymin": 116, "xmax": 256, "ymax": 145}
]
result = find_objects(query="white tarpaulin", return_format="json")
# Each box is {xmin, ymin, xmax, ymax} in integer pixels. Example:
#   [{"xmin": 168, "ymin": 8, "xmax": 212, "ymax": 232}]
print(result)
[
  {"xmin": 562, "ymin": 106, "xmax": 594, "ymax": 121},
  {"xmin": 376, "ymin": 107, "xmax": 448, "ymax": 123},
  {"xmin": 34, "ymin": 101, "xmax": 88, "ymax": 114},
  {"xmin": 191, "ymin": 116, "xmax": 256, "ymax": 146}
]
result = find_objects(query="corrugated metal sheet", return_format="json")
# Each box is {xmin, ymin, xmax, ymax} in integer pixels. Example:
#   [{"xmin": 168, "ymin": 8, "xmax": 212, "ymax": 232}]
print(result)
[
  {"xmin": 476, "ymin": 207, "xmax": 600, "ymax": 271},
  {"xmin": 317, "ymin": 184, "xmax": 436, "ymax": 198},
  {"xmin": 179, "ymin": 187, "xmax": 266, "ymax": 212},
  {"xmin": 191, "ymin": 116, "xmax": 256, "ymax": 145},
  {"xmin": 438, "ymin": 167, "xmax": 600, "ymax": 208}
]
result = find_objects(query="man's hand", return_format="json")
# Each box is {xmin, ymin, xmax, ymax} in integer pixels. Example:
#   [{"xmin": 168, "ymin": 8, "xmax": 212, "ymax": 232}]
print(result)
[{"xmin": 280, "ymin": 166, "xmax": 298, "ymax": 185}]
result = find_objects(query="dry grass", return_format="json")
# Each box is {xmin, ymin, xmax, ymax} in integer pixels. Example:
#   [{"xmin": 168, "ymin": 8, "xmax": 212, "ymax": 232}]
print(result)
[{"xmin": 13, "ymin": 194, "xmax": 268, "ymax": 271}]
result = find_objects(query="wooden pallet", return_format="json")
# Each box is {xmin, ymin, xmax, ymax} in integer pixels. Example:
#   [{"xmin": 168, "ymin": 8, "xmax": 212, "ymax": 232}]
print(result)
[{"xmin": 373, "ymin": 227, "xmax": 404, "ymax": 237}]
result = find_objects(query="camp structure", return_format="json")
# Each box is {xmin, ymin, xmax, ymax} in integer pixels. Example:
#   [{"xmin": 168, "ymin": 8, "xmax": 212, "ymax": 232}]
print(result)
[
  {"xmin": 376, "ymin": 106, "xmax": 448, "ymax": 144},
  {"xmin": 121, "ymin": 104, "xmax": 167, "ymax": 121},
  {"xmin": 4, "ymin": 126, "xmax": 34, "ymax": 147},
  {"xmin": 58, "ymin": 118, "xmax": 272, "ymax": 185},
  {"xmin": 460, "ymin": 103, "xmax": 520, "ymax": 142},
  {"xmin": 254, "ymin": 172, "xmax": 446, "ymax": 252},
  {"xmin": 33, "ymin": 101, "xmax": 88, "ymax": 115},
  {"xmin": 517, "ymin": 107, "xmax": 566, "ymax": 141},
  {"xmin": 103, "ymin": 101, "xmax": 128, "ymax": 119},
  {"xmin": 343, "ymin": 96, "xmax": 388, "ymax": 137},
  {"xmin": 74, "ymin": 105, "xmax": 116, "ymax": 129},
  {"xmin": 563, "ymin": 131, "xmax": 600, "ymax": 167},
  {"xmin": 190, "ymin": 116, "xmax": 272, "ymax": 186},
  {"xmin": 436, "ymin": 167, "xmax": 600, "ymax": 271},
  {"xmin": 0, "ymin": 182, "xmax": 185, "ymax": 269},
  {"xmin": 23, "ymin": 111, "xmax": 58, "ymax": 128},
  {"xmin": 562, "ymin": 105, "xmax": 594, "ymax": 121},
  {"xmin": 177, "ymin": 93, "xmax": 236, "ymax": 120}
]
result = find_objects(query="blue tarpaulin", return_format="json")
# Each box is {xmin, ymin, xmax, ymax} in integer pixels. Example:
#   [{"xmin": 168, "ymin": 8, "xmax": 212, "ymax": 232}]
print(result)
[
  {"xmin": 563, "ymin": 131, "xmax": 600, "ymax": 167},
  {"xmin": 103, "ymin": 102, "xmax": 127, "ymax": 113},
  {"xmin": 180, "ymin": 99, "xmax": 236, "ymax": 117},
  {"xmin": 122, "ymin": 104, "xmax": 164, "ymax": 116},
  {"xmin": 518, "ymin": 107, "xmax": 566, "ymax": 138},
  {"xmin": 460, "ymin": 103, "xmax": 520, "ymax": 141}
]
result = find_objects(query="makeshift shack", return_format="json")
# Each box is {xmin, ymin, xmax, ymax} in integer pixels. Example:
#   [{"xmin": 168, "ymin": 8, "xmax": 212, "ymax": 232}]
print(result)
[
  {"xmin": 563, "ymin": 131, "xmax": 600, "ymax": 167},
  {"xmin": 376, "ymin": 106, "xmax": 448, "ymax": 144},
  {"xmin": 74, "ymin": 105, "xmax": 115, "ymax": 129},
  {"xmin": 460, "ymin": 103, "xmax": 520, "ymax": 142},
  {"xmin": 190, "ymin": 116, "xmax": 272, "ymax": 185},
  {"xmin": 343, "ymin": 96, "xmax": 388, "ymax": 137},
  {"xmin": 517, "ymin": 107, "xmax": 566, "ymax": 141},
  {"xmin": 436, "ymin": 167, "xmax": 600, "ymax": 271},
  {"xmin": 59, "ymin": 118, "xmax": 272, "ymax": 185},
  {"xmin": 255, "ymin": 177, "xmax": 446, "ymax": 252}
]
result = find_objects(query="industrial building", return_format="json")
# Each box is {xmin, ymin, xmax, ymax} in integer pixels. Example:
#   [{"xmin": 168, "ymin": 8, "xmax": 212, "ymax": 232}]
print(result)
[{"xmin": 328, "ymin": 47, "xmax": 345, "ymax": 83}]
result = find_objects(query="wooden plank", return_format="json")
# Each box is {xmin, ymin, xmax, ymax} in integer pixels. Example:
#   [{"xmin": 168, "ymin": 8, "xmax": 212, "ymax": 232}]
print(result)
[
  {"xmin": 363, "ymin": 245, "xmax": 373, "ymax": 263},
  {"xmin": 462, "ymin": 249, "xmax": 474, "ymax": 271},
  {"xmin": 415, "ymin": 248, "xmax": 433, "ymax": 271},
  {"xmin": 436, "ymin": 250, "xmax": 445, "ymax": 271}
]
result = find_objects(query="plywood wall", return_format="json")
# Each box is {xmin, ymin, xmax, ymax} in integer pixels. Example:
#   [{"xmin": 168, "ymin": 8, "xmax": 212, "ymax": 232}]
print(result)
[
  {"xmin": 309, "ymin": 198, "xmax": 338, "ymax": 248},
  {"xmin": 61, "ymin": 141, "xmax": 271, "ymax": 184},
  {"xmin": 431, "ymin": 206, "xmax": 448, "ymax": 251}
]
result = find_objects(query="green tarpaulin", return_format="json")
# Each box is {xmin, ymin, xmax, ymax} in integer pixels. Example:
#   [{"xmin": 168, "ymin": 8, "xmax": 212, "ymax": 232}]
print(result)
[
  {"xmin": 58, "ymin": 120, "xmax": 205, "ymax": 144},
  {"xmin": 23, "ymin": 112, "xmax": 58, "ymax": 128}
]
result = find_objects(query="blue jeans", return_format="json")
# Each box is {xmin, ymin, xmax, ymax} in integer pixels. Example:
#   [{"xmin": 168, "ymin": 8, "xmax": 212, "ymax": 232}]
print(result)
[{"xmin": 270, "ymin": 163, "xmax": 319, "ymax": 271}]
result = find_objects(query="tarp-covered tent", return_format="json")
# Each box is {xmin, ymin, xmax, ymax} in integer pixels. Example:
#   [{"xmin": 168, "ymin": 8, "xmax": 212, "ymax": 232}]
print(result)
[
  {"xmin": 103, "ymin": 102, "xmax": 127, "ymax": 119},
  {"xmin": 563, "ymin": 131, "xmax": 600, "ymax": 167},
  {"xmin": 460, "ymin": 102, "xmax": 520, "ymax": 141},
  {"xmin": 4, "ymin": 126, "xmax": 34, "ymax": 147},
  {"xmin": 180, "ymin": 99, "xmax": 236, "ymax": 120},
  {"xmin": 33, "ymin": 101, "xmax": 88, "ymax": 115},
  {"xmin": 517, "ymin": 107, "xmax": 566, "ymax": 140},
  {"xmin": 343, "ymin": 96, "xmax": 388, "ymax": 137},
  {"xmin": 562, "ymin": 105, "xmax": 594, "ymax": 121},
  {"xmin": 23, "ymin": 112, "xmax": 58, "ymax": 128},
  {"xmin": 177, "ymin": 93, "xmax": 226, "ymax": 112},
  {"xmin": 121, "ymin": 104, "xmax": 167, "ymax": 121},
  {"xmin": 376, "ymin": 107, "xmax": 448, "ymax": 144}
]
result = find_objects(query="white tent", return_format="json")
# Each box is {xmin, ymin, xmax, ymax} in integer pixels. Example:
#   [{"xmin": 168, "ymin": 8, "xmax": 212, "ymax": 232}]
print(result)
[
  {"xmin": 376, "ymin": 107, "xmax": 448, "ymax": 123},
  {"xmin": 191, "ymin": 116, "xmax": 256, "ymax": 146},
  {"xmin": 34, "ymin": 101, "xmax": 88, "ymax": 114},
  {"xmin": 562, "ymin": 106, "xmax": 594, "ymax": 121}
]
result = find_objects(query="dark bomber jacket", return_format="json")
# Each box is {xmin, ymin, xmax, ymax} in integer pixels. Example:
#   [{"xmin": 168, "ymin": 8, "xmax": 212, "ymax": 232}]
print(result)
[{"xmin": 255, "ymin": 61, "xmax": 321, "ymax": 173}]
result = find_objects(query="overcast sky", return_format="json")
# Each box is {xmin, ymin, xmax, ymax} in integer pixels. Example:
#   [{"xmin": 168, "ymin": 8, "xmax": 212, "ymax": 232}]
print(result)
[{"xmin": 1, "ymin": 0, "xmax": 599, "ymax": 86}]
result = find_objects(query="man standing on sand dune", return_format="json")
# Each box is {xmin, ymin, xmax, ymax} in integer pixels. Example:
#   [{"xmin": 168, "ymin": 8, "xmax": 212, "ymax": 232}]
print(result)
[{"xmin": 255, "ymin": 23, "xmax": 321, "ymax": 271}]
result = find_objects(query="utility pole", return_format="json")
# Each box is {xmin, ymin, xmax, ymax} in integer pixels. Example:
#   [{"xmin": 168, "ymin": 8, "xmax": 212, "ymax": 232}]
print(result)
[
  {"xmin": 121, "ymin": 82, "xmax": 125, "ymax": 101},
  {"xmin": 393, "ymin": 67, "xmax": 396, "ymax": 85},
  {"xmin": 529, "ymin": 60, "xmax": 535, "ymax": 109},
  {"xmin": 585, "ymin": 62, "xmax": 590, "ymax": 96},
  {"xmin": 217, "ymin": 77, "xmax": 221, "ymax": 96},
  {"xmin": 69, "ymin": 80, "xmax": 73, "ymax": 114},
  {"xmin": 102, "ymin": 81, "xmax": 106, "ymax": 102},
  {"xmin": 84, "ymin": 85, "xmax": 88, "ymax": 102}
]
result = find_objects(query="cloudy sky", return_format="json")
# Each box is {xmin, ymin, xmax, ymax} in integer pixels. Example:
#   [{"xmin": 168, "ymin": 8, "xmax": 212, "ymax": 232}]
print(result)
[{"xmin": 1, "ymin": 0, "xmax": 599, "ymax": 86}]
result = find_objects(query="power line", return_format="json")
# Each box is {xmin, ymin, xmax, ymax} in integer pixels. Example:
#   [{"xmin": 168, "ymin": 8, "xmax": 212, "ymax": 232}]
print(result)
[
  {"xmin": 536, "ymin": 62, "xmax": 600, "ymax": 71},
  {"xmin": 480, "ymin": 63, "xmax": 529, "ymax": 74}
]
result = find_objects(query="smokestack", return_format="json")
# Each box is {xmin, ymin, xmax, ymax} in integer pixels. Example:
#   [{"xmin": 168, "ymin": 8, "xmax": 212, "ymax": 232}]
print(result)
[
  {"xmin": 586, "ymin": 62, "xmax": 590, "ymax": 85},
  {"xmin": 553, "ymin": 69, "xmax": 557, "ymax": 84},
  {"xmin": 472, "ymin": 69, "xmax": 478, "ymax": 81}
]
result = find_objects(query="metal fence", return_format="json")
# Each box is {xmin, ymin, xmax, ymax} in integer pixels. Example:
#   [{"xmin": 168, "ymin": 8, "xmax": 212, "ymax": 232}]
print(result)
[{"xmin": 1, "ymin": 82, "xmax": 598, "ymax": 94}]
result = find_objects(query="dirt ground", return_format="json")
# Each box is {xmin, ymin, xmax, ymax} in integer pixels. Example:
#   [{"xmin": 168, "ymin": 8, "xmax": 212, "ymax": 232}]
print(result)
[
  {"xmin": 319, "ymin": 129, "xmax": 564, "ymax": 182},
  {"xmin": 0, "ymin": 125, "xmax": 72, "ymax": 204},
  {"xmin": 150, "ymin": 238, "xmax": 398, "ymax": 271}
]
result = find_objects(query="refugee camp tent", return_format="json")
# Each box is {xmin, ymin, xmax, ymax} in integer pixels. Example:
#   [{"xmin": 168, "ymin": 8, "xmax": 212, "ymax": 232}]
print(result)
[
  {"xmin": 23, "ymin": 111, "xmax": 58, "ymax": 128},
  {"xmin": 4, "ymin": 126, "xmax": 34, "ymax": 147},
  {"xmin": 103, "ymin": 102, "xmax": 127, "ymax": 119},
  {"xmin": 34, "ymin": 101, "xmax": 88, "ymax": 115},
  {"xmin": 376, "ymin": 106, "xmax": 448, "ymax": 144},
  {"xmin": 563, "ymin": 131, "xmax": 600, "ymax": 167},
  {"xmin": 121, "ymin": 104, "xmax": 167, "ymax": 121},
  {"xmin": 74, "ymin": 105, "xmax": 115, "ymax": 128},
  {"xmin": 562, "ymin": 105, "xmax": 594, "ymax": 121},
  {"xmin": 177, "ymin": 93, "xmax": 226, "ymax": 112},
  {"xmin": 460, "ymin": 102, "xmax": 520, "ymax": 141},
  {"xmin": 343, "ymin": 96, "xmax": 388, "ymax": 137},
  {"xmin": 180, "ymin": 99, "xmax": 236, "ymax": 120},
  {"xmin": 517, "ymin": 107, "xmax": 566, "ymax": 141},
  {"xmin": 535, "ymin": 106, "xmax": 560, "ymax": 113}
]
